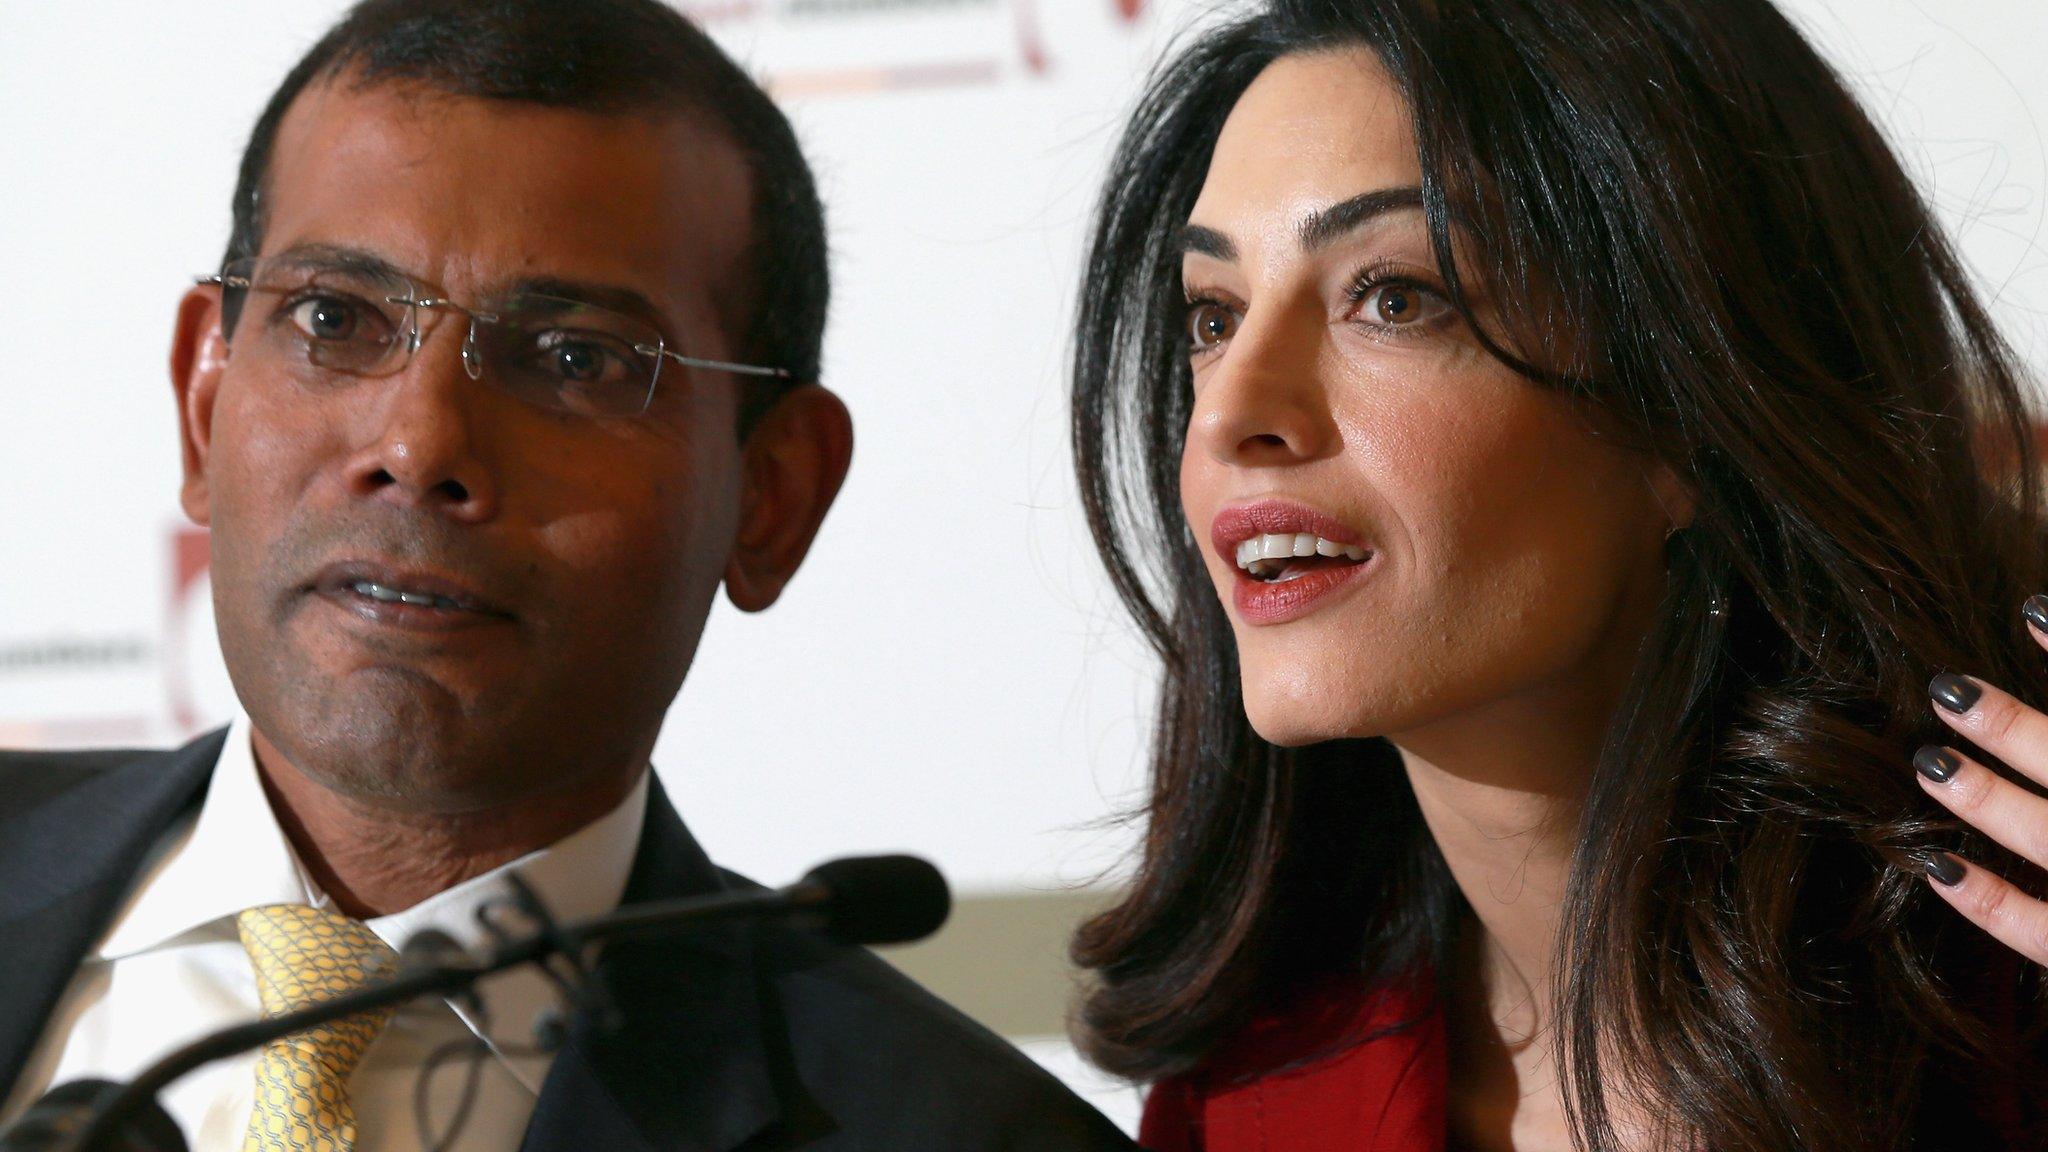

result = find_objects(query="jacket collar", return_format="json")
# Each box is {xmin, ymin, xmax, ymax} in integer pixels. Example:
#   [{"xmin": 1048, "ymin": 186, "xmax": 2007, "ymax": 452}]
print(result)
[
  {"xmin": 1191, "ymin": 975, "xmax": 1447, "ymax": 1152},
  {"xmin": 0, "ymin": 734, "xmax": 783, "ymax": 1150},
  {"xmin": 519, "ymin": 774, "xmax": 784, "ymax": 1152},
  {"xmin": 0, "ymin": 730, "xmax": 224, "ymax": 1094}
]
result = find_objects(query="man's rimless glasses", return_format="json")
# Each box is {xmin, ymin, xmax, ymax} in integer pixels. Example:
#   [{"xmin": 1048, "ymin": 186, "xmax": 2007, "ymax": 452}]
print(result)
[{"xmin": 199, "ymin": 255, "xmax": 792, "ymax": 418}]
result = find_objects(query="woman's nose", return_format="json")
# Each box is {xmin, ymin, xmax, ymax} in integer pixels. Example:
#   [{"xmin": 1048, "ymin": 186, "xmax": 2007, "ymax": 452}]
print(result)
[{"xmin": 1187, "ymin": 305, "xmax": 1340, "ymax": 468}]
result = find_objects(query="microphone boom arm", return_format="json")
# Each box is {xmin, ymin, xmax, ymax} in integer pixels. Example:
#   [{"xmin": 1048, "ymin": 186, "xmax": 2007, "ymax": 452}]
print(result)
[{"xmin": 64, "ymin": 878, "xmax": 841, "ymax": 1151}]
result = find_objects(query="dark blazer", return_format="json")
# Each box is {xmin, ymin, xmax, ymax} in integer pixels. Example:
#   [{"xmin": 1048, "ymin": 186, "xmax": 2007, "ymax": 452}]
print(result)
[{"xmin": 0, "ymin": 731, "xmax": 1136, "ymax": 1151}]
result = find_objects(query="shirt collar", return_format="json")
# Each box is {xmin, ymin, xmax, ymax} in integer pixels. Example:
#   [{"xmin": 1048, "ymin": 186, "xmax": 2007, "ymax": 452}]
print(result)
[
  {"xmin": 96, "ymin": 713, "xmax": 652, "ymax": 1089},
  {"xmin": 361, "ymin": 760, "xmax": 648, "ymax": 1090},
  {"xmin": 96, "ymin": 714, "xmax": 313, "ymax": 959},
  {"xmin": 362, "ymin": 768, "xmax": 648, "ymax": 957}
]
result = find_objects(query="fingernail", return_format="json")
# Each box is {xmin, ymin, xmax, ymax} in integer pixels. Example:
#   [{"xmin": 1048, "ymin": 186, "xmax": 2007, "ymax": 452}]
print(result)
[
  {"xmin": 2026, "ymin": 595, "xmax": 2048, "ymax": 634},
  {"xmin": 1925, "ymin": 852, "xmax": 1966, "ymax": 887},
  {"xmin": 1914, "ymin": 745, "xmax": 1961, "ymax": 783},
  {"xmin": 1930, "ymin": 673, "xmax": 1982, "ymax": 715}
]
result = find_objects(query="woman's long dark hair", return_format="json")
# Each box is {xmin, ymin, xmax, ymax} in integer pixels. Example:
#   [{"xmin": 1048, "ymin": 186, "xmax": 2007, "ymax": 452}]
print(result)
[{"xmin": 1069, "ymin": 1, "xmax": 2047, "ymax": 1148}]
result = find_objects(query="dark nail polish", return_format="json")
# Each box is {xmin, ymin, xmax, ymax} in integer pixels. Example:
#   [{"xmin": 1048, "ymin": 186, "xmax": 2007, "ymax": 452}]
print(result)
[
  {"xmin": 1914, "ymin": 745, "xmax": 1961, "ymax": 783},
  {"xmin": 1925, "ymin": 852, "xmax": 1966, "ymax": 887},
  {"xmin": 1930, "ymin": 673, "xmax": 1982, "ymax": 715},
  {"xmin": 2026, "ymin": 595, "xmax": 2048, "ymax": 634}
]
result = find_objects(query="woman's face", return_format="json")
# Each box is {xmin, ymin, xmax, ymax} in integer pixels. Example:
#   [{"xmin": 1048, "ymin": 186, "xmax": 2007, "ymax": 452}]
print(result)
[{"xmin": 1179, "ymin": 49, "xmax": 1686, "ymax": 749}]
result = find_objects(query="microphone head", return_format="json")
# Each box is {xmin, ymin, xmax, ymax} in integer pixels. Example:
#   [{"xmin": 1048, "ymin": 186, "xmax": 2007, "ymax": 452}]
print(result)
[
  {"xmin": 1, "ymin": 1079, "xmax": 186, "ymax": 1152},
  {"xmin": 800, "ymin": 855, "xmax": 951, "ymax": 946},
  {"xmin": 398, "ymin": 928, "xmax": 479, "ymax": 972}
]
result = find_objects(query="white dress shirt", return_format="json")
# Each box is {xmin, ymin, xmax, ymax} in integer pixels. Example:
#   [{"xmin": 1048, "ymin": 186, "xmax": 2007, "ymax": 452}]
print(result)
[{"xmin": 1, "ymin": 715, "xmax": 649, "ymax": 1151}]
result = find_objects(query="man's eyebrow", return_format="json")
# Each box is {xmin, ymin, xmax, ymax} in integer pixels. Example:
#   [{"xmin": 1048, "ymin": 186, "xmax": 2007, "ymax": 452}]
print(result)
[
  {"xmin": 512, "ymin": 277, "xmax": 670, "ymax": 328},
  {"xmin": 1297, "ymin": 186, "xmax": 1426, "ymax": 252},
  {"xmin": 266, "ymin": 243, "xmax": 408, "ymax": 279},
  {"xmin": 261, "ymin": 248, "xmax": 668, "ymax": 320}
]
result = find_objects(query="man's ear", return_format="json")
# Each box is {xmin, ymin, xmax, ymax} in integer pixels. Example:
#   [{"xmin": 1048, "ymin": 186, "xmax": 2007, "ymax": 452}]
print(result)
[
  {"xmin": 169, "ymin": 285, "xmax": 230, "ymax": 527},
  {"xmin": 724, "ymin": 385, "xmax": 854, "ymax": 613}
]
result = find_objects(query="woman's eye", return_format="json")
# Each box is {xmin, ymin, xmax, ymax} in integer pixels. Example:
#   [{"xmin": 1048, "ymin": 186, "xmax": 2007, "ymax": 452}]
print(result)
[
  {"xmin": 1186, "ymin": 301, "xmax": 1239, "ymax": 351},
  {"xmin": 1355, "ymin": 283, "xmax": 1451, "ymax": 329}
]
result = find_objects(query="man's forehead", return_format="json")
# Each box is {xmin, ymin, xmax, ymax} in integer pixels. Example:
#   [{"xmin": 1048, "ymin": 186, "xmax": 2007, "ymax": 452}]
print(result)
[{"xmin": 259, "ymin": 73, "xmax": 755, "ymax": 341}]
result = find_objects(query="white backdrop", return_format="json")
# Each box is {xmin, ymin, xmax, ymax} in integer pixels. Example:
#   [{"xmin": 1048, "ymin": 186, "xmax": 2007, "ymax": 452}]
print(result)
[{"xmin": 1, "ymin": 0, "xmax": 2045, "ymax": 1123}]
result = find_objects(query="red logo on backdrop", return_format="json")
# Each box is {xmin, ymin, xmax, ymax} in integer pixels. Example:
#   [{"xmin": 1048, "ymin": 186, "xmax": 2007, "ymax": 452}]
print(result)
[
  {"xmin": 681, "ymin": 0, "xmax": 1147, "ymax": 95},
  {"xmin": 166, "ymin": 525, "xmax": 212, "ymax": 734}
]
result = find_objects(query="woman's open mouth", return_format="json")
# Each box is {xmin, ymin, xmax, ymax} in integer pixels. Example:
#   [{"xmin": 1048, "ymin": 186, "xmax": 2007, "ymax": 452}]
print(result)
[
  {"xmin": 1234, "ymin": 533, "xmax": 1372, "ymax": 583},
  {"xmin": 1210, "ymin": 504, "xmax": 1380, "ymax": 626}
]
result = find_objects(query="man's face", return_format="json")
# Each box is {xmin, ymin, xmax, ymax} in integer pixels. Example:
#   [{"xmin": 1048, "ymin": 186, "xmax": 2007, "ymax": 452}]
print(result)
[{"xmin": 173, "ymin": 78, "xmax": 781, "ymax": 812}]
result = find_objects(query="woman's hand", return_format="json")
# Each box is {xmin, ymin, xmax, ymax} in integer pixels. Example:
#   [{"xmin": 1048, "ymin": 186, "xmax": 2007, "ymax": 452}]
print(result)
[{"xmin": 1911, "ymin": 595, "xmax": 2048, "ymax": 963}]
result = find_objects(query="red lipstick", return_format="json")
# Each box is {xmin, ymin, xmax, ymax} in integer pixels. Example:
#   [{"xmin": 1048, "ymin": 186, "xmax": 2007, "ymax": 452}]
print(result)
[{"xmin": 1209, "ymin": 501, "xmax": 1376, "ymax": 626}]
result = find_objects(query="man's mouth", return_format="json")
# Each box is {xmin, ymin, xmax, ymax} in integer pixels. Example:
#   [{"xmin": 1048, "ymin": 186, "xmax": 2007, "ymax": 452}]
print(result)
[
  {"xmin": 1231, "ymin": 533, "xmax": 1373, "ymax": 583},
  {"xmin": 345, "ymin": 579, "xmax": 474, "ymax": 612},
  {"xmin": 309, "ymin": 561, "xmax": 513, "ymax": 623}
]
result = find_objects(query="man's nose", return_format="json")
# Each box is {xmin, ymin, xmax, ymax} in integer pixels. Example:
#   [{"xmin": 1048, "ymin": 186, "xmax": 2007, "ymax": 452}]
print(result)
[
  {"xmin": 341, "ymin": 321, "xmax": 502, "ymax": 521},
  {"xmin": 1187, "ymin": 304, "xmax": 1340, "ymax": 467}
]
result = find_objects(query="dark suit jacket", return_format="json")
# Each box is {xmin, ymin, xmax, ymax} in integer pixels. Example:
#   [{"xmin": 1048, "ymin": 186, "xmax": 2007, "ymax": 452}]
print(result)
[{"xmin": 0, "ymin": 731, "xmax": 1136, "ymax": 1151}]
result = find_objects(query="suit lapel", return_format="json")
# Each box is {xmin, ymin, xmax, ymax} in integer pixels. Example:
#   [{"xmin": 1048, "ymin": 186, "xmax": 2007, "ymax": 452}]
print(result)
[
  {"xmin": 0, "ymin": 742, "xmax": 787, "ymax": 1147},
  {"xmin": 521, "ymin": 776, "xmax": 783, "ymax": 1152},
  {"xmin": 0, "ymin": 730, "xmax": 224, "ymax": 1093}
]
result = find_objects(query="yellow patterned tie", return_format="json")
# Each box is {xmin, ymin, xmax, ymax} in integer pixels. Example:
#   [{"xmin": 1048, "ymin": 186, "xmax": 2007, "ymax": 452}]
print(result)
[{"xmin": 237, "ymin": 905, "xmax": 399, "ymax": 1152}]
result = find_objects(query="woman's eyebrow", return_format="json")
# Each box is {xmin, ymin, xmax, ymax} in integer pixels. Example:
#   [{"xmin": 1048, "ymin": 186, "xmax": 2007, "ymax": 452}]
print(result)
[
  {"xmin": 1180, "ymin": 186, "xmax": 1428, "ymax": 264},
  {"xmin": 1181, "ymin": 224, "xmax": 1237, "ymax": 261},
  {"xmin": 1297, "ymin": 186, "xmax": 1426, "ymax": 251}
]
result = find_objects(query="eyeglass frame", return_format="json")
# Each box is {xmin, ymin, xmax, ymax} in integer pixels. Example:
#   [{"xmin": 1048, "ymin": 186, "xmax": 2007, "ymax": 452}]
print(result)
[{"xmin": 196, "ymin": 257, "xmax": 795, "ymax": 417}]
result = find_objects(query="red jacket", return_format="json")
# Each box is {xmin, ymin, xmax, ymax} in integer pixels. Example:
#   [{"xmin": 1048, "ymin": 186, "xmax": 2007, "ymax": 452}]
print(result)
[
  {"xmin": 1136, "ymin": 950, "xmax": 2043, "ymax": 1152},
  {"xmin": 1138, "ymin": 979, "xmax": 1446, "ymax": 1152}
]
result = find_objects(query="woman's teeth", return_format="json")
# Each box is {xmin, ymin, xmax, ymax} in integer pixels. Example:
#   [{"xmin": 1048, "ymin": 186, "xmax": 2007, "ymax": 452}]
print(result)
[{"xmin": 1233, "ymin": 533, "xmax": 1369, "ymax": 581}]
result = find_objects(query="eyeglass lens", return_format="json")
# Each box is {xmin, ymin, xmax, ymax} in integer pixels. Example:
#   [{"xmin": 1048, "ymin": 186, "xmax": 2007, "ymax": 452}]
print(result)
[{"xmin": 218, "ymin": 257, "xmax": 667, "ymax": 417}]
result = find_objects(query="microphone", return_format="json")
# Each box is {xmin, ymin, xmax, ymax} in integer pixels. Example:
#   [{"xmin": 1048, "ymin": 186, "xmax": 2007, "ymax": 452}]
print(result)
[
  {"xmin": 0, "ymin": 1081, "xmax": 183, "ymax": 1152},
  {"xmin": 11, "ymin": 855, "xmax": 948, "ymax": 1152},
  {"xmin": 566, "ymin": 853, "xmax": 950, "ymax": 951},
  {"xmin": 789, "ymin": 854, "xmax": 951, "ymax": 945}
]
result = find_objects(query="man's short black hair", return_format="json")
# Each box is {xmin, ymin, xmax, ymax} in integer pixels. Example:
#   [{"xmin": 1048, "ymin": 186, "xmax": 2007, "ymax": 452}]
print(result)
[{"xmin": 225, "ymin": 0, "xmax": 826, "ymax": 429}]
